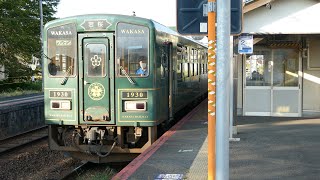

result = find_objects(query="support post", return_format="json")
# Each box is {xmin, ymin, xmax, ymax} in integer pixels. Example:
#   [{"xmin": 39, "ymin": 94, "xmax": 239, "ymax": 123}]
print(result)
[
  {"xmin": 216, "ymin": 0, "xmax": 230, "ymax": 179},
  {"xmin": 207, "ymin": 0, "xmax": 216, "ymax": 179}
]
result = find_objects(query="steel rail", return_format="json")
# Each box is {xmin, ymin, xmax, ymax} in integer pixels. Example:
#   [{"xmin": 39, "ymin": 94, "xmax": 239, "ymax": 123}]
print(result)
[{"xmin": 0, "ymin": 126, "xmax": 48, "ymax": 155}]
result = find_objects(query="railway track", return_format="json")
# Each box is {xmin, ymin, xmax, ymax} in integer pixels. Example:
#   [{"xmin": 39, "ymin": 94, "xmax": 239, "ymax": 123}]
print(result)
[
  {"xmin": 60, "ymin": 161, "xmax": 127, "ymax": 180},
  {"xmin": 61, "ymin": 161, "xmax": 90, "ymax": 180},
  {"xmin": 0, "ymin": 126, "xmax": 48, "ymax": 155},
  {"xmin": 59, "ymin": 100, "xmax": 203, "ymax": 180}
]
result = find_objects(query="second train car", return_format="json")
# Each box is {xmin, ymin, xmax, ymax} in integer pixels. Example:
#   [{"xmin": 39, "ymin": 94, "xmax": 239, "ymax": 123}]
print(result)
[{"xmin": 44, "ymin": 14, "xmax": 208, "ymax": 163}]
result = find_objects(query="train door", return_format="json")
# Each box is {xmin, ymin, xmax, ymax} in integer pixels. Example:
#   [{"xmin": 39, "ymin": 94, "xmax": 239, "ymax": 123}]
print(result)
[
  {"xmin": 163, "ymin": 42, "xmax": 174, "ymax": 121},
  {"xmin": 78, "ymin": 33, "xmax": 115, "ymax": 124}
]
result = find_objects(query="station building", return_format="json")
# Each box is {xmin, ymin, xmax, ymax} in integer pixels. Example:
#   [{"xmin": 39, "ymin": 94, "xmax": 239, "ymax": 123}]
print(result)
[{"xmin": 235, "ymin": 0, "xmax": 320, "ymax": 117}]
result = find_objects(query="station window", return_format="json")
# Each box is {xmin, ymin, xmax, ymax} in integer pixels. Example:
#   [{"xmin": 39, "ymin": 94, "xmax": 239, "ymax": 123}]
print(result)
[
  {"xmin": 116, "ymin": 23, "xmax": 149, "ymax": 77},
  {"xmin": 47, "ymin": 24, "xmax": 76, "ymax": 77}
]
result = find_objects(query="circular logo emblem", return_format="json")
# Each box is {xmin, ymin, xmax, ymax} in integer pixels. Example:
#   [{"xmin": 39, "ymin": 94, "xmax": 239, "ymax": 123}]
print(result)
[{"xmin": 88, "ymin": 82, "xmax": 105, "ymax": 100}]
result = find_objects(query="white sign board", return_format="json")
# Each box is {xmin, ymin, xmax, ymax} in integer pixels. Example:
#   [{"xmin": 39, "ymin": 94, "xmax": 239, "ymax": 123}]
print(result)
[{"xmin": 238, "ymin": 35, "xmax": 253, "ymax": 54}]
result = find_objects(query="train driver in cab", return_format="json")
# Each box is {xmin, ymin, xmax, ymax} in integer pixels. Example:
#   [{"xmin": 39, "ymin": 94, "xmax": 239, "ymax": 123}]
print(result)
[{"xmin": 136, "ymin": 57, "xmax": 147, "ymax": 76}]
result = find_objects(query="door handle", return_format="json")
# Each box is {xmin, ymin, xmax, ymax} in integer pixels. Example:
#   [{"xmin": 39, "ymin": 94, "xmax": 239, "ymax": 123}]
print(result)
[{"xmin": 84, "ymin": 81, "xmax": 91, "ymax": 85}]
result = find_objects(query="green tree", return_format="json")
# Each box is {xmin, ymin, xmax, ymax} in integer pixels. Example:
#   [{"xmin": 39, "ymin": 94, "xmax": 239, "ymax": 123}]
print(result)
[{"xmin": 0, "ymin": 0, "xmax": 60, "ymax": 81}]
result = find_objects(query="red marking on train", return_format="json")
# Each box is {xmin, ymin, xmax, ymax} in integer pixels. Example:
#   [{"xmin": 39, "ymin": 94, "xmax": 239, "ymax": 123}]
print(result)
[{"xmin": 112, "ymin": 100, "xmax": 205, "ymax": 180}]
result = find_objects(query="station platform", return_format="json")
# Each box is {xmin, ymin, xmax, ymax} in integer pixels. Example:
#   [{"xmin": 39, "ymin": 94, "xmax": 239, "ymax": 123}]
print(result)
[
  {"xmin": 113, "ymin": 99, "xmax": 208, "ymax": 180},
  {"xmin": 113, "ymin": 99, "xmax": 320, "ymax": 179}
]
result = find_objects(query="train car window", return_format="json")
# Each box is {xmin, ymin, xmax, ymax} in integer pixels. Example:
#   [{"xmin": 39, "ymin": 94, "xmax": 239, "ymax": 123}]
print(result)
[
  {"xmin": 176, "ymin": 44, "xmax": 183, "ymax": 81},
  {"xmin": 85, "ymin": 44, "xmax": 106, "ymax": 77},
  {"xmin": 161, "ymin": 47, "xmax": 168, "ymax": 78},
  {"xmin": 183, "ymin": 63, "xmax": 189, "ymax": 77},
  {"xmin": 206, "ymin": 64, "xmax": 208, "ymax": 74},
  {"xmin": 186, "ymin": 47, "xmax": 190, "ymax": 61},
  {"xmin": 47, "ymin": 24, "xmax": 76, "ymax": 77},
  {"xmin": 190, "ymin": 63, "xmax": 194, "ymax": 76},
  {"xmin": 194, "ymin": 63, "xmax": 198, "ymax": 76},
  {"xmin": 201, "ymin": 64, "xmax": 204, "ymax": 74},
  {"xmin": 116, "ymin": 23, "xmax": 149, "ymax": 77},
  {"xmin": 194, "ymin": 50, "xmax": 198, "ymax": 62},
  {"xmin": 190, "ymin": 49, "xmax": 195, "ymax": 62},
  {"xmin": 177, "ymin": 63, "xmax": 182, "ymax": 81}
]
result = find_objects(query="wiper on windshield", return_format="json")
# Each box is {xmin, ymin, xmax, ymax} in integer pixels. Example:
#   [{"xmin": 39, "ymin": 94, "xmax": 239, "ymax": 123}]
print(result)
[
  {"xmin": 60, "ymin": 66, "xmax": 73, "ymax": 85},
  {"xmin": 120, "ymin": 66, "xmax": 136, "ymax": 85}
]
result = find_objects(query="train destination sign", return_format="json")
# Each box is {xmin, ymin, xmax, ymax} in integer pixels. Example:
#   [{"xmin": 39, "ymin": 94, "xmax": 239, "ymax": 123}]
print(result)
[{"xmin": 80, "ymin": 19, "xmax": 111, "ymax": 31}]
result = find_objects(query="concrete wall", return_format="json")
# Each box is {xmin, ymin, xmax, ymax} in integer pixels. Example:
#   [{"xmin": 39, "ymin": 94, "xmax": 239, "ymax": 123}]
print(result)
[
  {"xmin": 0, "ymin": 100, "xmax": 44, "ymax": 140},
  {"xmin": 302, "ymin": 35, "xmax": 320, "ymax": 113},
  {"xmin": 244, "ymin": 0, "xmax": 320, "ymax": 34}
]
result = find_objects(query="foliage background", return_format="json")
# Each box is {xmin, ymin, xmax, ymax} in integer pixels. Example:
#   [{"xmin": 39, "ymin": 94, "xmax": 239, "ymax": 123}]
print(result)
[{"xmin": 0, "ymin": 0, "xmax": 59, "ymax": 81}]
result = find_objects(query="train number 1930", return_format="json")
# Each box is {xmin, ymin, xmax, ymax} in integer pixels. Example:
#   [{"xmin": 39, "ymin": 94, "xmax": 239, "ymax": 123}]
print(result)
[{"xmin": 122, "ymin": 91, "xmax": 147, "ymax": 99}]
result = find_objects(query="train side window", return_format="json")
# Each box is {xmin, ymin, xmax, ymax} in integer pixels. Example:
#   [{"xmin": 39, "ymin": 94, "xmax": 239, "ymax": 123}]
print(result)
[
  {"xmin": 176, "ymin": 45, "xmax": 183, "ymax": 81},
  {"xmin": 194, "ymin": 49, "xmax": 198, "ymax": 62},
  {"xmin": 190, "ymin": 49, "xmax": 194, "ymax": 61},
  {"xmin": 116, "ymin": 23, "xmax": 149, "ymax": 77},
  {"xmin": 201, "ymin": 64, "xmax": 204, "ymax": 74},
  {"xmin": 177, "ymin": 63, "xmax": 182, "ymax": 81},
  {"xmin": 206, "ymin": 64, "xmax": 208, "ymax": 74},
  {"xmin": 161, "ymin": 51, "xmax": 166, "ymax": 78},
  {"xmin": 194, "ymin": 63, "xmax": 198, "ymax": 76},
  {"xmin": 191, "ymin": 63, "xmax": 194, "ymax": 76},
  {"xmin": 183, "ymin": 63, "xmax": 189, "ymax": 77}
]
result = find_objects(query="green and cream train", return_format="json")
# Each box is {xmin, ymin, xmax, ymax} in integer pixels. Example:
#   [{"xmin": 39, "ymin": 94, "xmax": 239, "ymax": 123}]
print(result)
[{"xmin": 44, "ymin": 14, "xmax": 207, "ymax": 163}]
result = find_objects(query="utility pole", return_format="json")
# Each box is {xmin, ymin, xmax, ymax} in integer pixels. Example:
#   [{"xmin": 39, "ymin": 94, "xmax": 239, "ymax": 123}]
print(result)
[
  {"xmin": 39, "ymin": 0, "xmax": 44, "ymax": 90},
  {"xmin": 207, "ymin": 0, "xmax": 216, "ymax": 179},
  {"xmin": 216, "ymin": 0, "xmax": 230, "ymax": 179}
]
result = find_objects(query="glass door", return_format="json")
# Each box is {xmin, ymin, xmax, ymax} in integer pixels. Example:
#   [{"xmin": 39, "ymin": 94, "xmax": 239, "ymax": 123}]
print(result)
[
  {"xmin": 272, "ymin": 49, "xmax": 301, "ymax": 116},
  {"xmin": 244, "ymin": 48, "xmax": 301, "ymax": 117},
  {"xmin": 244, "ymin": 50, "xmax": 272, "ymax": 116}
]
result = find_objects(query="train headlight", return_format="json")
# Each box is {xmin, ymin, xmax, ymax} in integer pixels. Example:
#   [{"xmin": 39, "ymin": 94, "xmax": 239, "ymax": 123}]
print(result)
[
  {"xmin": 124, "ymin": 101, "xmax": 146, "ymax": 111},
  {"xmin": 50, "ymin": 100, "xmax": 72, "ymax": 110}
]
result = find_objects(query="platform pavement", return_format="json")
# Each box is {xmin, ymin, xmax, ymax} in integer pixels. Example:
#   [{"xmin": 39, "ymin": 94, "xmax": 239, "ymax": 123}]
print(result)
[{"xmin": 113, "ymin": 99, "xmax": 320, "ymax": 180}]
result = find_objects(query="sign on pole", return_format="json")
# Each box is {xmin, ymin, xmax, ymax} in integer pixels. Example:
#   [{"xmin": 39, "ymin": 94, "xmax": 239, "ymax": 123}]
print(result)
[
  {"xmin": 176, "ymin": 0, "xmax": 242, "ymax": 35},
  {"xmin": 238, "ymin": 34, "xmax": 253, "ymax": 54}
]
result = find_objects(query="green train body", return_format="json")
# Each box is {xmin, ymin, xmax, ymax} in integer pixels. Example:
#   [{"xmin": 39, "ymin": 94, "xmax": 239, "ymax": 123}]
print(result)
[{"xmin": 43, "ymin": 14, "xmax": 207, "ymax": 163}]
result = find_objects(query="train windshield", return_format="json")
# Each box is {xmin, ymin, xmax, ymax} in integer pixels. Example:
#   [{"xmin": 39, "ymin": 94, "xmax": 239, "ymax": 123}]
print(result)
[
  {"xmin": 46, "ymin": 24, "xmax": 76, "ymax": 77},
  {"xmin": 116, "ymin": 23, "xmax": 149, "ymax": 77}
]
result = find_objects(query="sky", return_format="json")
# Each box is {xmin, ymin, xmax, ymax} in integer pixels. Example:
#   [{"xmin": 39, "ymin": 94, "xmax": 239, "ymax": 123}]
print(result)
[{"xmin": 55, "ymin": 0, "xmax": 177, "ymax": 27}]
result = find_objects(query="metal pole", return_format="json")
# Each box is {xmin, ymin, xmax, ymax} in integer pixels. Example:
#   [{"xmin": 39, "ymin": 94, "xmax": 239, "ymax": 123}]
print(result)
[
  {"xmin": 229, "ymin": 38, "xmax": 240, "ymax": 142},
  {"xmin": 229, "ymin": 40, "xmax": 234, "ymax": 139},
  {"xmin": 207, "ymin": 0, "xmax": 216, "ymax": 179},
  {"xmin": 216, "ymin": 0, "xmax": 230, "ymax": 179},
  {"xmin": 39, "ymin": 0, "xmax": 44, "ymax": 90}
]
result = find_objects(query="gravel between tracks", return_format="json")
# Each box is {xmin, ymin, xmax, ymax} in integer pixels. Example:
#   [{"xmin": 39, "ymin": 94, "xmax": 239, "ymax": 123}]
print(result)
[{"xmin": 0, "ymin": 139, "xmax": 82, "ymax": 180}]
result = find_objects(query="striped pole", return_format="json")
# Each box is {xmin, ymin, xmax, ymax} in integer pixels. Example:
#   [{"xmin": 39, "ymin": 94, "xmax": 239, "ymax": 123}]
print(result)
[{"xmin": 207, "ymin": 0, "xmax": 216, "ymax": 179}]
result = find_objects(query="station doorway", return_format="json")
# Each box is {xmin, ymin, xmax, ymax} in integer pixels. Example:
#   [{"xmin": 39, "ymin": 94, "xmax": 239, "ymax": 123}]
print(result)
[{"xmin": 243, "ymin": 47, "xmax": 302, "ymax": 117}]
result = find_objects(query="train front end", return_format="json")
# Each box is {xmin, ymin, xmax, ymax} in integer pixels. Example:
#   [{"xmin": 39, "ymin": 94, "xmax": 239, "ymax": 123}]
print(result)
[{"xmin": 43, "ymin": 15, "xmax": 159, "ymax": 163}]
